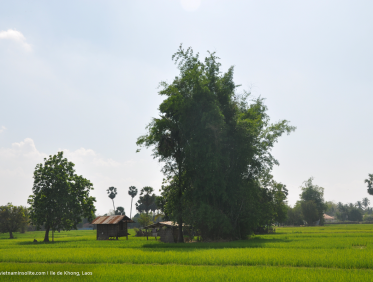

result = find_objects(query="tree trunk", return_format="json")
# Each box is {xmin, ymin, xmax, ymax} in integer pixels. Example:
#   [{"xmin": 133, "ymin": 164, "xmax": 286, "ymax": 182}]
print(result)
[
  {"xmin": 177, "ymin": 157, "xmax": 184, "ymax": 243},
  {"xmin": 44, "ymin": 226, "xmax": 50, "ymax": 242},
  {"xmin": 130, "ymin": 197, "xmax": 133, "ymax": 219},
  {"xmin": 112, "ymin": 200, "xmax": 115, "ymax": 213},
  {"xmin": 177, "ymin": 216, "xmax": 184, "ymax": 243},
  {"xmin": 9, "ymin": 231, "xmax": 13, "ymax": 239}
]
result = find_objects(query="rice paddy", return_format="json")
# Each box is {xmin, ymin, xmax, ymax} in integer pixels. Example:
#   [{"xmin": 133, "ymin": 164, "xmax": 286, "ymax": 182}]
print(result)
[{"xmin": 1, "ymin": 224, "xmax": 373, "ymax": 281}]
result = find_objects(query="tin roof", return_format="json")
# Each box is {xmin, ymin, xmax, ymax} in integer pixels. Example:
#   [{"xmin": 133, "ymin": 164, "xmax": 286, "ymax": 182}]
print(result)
[
  {"xmin": 323, "ymin": 213, "xmax": 335, "ymax": 220},
  {"xmin": 91, "ymin": 215, "xmax": 135, "ymax": 224},
  {"xmin": 144, "ymin": 221, "xmax": 188, "ymax": 229}
]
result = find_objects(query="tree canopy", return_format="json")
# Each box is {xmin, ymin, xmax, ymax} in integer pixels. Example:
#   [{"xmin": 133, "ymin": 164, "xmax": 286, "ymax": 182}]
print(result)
[
  {"xmin": 0, "ymin": 203, "xmax": 28, "ymax": 239},
  {"xmin": 137, "ymin": 45, "xmax": 295, "ymax": 240},
  {"xmin": 299, "ymin": 178, "xmax": 326, "ymax": 225},
  {"xmin": 135, "ymin": 187, "xmax": 157, "ymax": 215},
  {"xmin": 28, "ymin": 152, "xmax": 96, "ymax": 242},
  {"xmin": 115, "ymin": 206, "xmax": 125, "ymax": 215}
]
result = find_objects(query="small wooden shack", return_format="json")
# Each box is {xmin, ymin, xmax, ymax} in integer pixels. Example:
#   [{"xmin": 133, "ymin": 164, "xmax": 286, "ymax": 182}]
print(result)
[
  {"xmin": 144, "ymin": 221, "xmax": 186, "ymax": 243},
  {"xmin": 91, "ymin": 215, "xmax": 134, "ymax": 240}
]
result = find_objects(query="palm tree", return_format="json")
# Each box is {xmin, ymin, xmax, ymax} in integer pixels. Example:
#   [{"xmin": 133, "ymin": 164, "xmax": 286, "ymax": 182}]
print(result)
[
  {"xmin": 362, "ymin": 197, "xmax": 370, "ymax": 210},
  {"xmin": 355, "ymin": 201, "xmax": 363, "ymax": 210},
  {"xmin": 365, "ymin": 174, "xmax": 373, "ymax": 195},
  {"xmin": 115, "ymin": 206, "xmax": 125, "ymax": 215},
  {"xmin": 128, "ymin": 186, "xmax": 138, "ymax": 219},
  {"xmin": 106, "ymin": 187, "xmax": 117, "ymax": 211}
]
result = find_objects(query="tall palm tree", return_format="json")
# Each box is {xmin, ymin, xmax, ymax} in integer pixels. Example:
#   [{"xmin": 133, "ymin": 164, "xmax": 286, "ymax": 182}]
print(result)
[
  {"xmin": 106, "ymin": 186, "xmax": 117, "ymax": 211},
  {"xmin": 362, "ymin": 197, "xmax": 370, "ymax": 210},
  {"xmin": 128, "ymin": 186, "xmax": 138, "ymax": 219}
]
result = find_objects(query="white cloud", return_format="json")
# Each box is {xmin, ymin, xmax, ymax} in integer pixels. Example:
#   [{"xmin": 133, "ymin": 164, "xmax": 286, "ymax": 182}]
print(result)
[
  {"xmin": 0, "ymin": 29, "xmax": 32, "ymax": 52},
  {"xmin": 0, "ymin": 126, "xmax": 6, "ymax": 134}
]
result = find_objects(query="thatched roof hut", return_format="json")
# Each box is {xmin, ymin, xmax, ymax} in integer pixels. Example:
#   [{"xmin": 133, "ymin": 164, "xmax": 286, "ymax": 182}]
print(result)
[{"xmin": 91, "ymin": 215, "xmax": 134, "ymax": 240}]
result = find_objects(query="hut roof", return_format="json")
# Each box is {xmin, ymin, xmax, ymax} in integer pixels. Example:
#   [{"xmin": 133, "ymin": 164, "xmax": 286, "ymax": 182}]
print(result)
[
  {"xmin": 144, "ymin": 221, "xmax": 188, "ymax": 229},
  {"xmin": 91, "ymin": 215, "xmax": 135, "ymax": 224},
  {"xmin": 323, "ymin": 214, "xmax": 335, "ymax": 220}
]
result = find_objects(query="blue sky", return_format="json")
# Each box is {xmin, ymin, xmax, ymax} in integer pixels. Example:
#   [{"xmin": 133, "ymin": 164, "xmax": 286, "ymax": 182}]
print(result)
[{"xmin": 1, "ymin": 0, "xmax": 372, "ymax": 215}]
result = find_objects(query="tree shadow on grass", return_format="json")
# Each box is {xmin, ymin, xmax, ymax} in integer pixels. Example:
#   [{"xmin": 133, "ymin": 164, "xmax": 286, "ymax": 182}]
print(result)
[{"xmin": 141, "ymin": 237, "xmax": 292, "ymax": 251}]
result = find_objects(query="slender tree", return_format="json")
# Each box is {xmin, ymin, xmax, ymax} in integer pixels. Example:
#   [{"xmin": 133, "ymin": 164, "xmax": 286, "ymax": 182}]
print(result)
[
  {"xmin": 106, "ymin": 187, "xmax": 117, "ymax": 211},
  {"xmin": 128, "ymin": 186, "xmax": 138, "ymax": 219},
  {"xmin": 28, "ymin": 152, "xmax": 96, "ymax": 242}
]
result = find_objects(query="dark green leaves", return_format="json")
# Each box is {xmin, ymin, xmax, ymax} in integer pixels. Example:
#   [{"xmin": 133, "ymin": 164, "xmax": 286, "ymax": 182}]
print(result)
[{"xmin": 28, "ymin": 152, "xmax": 96, "ymax": 241}]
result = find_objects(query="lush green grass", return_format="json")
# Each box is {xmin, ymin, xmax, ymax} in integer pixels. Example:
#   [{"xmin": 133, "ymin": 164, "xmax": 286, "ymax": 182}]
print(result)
[{"xmin": 1, "ymin": 225, "xmax": 373, "ymax": 281}]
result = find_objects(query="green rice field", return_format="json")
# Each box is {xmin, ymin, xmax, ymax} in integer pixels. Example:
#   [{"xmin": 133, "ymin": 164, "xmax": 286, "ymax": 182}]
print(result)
[{"xmin": 1, "ymin": 224, "xmax": 373, "ymax": 281}]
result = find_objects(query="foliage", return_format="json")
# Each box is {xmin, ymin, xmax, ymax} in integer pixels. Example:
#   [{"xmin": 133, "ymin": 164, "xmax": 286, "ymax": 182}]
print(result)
[
  {"xmin": 363, "ymin": 215, "xmax": 373, "ymax": 221},
  {"xmin": 137, "ymin": 45, "xmax": 295, "ymax": 240},
  {"xmin": 137, "ymin": 213, "xmax": 153, "ymax": 228},
  {"xmin": 270, "ymin": 181, "xmax": 288, "ymax": 224},
  {"xmin": 285, "ymin": 202, "xmax": 303, "ymax": 225},
  {"xmin": 128, "ymin": 186, "xmax": 138, "ymax": 219},
  {"xmin": 299, "ymin": 177, "xmax": 326, "ymax": 225},
  {"xmin": 115, "ymin": 206, "xmax": 125, "ymax": 215},
  {"xmin": 365, "ymin": 174, "xmax": 373, "ymax": 195},
  {"xmin": 28, "ymin": 152, "xmax": 96, "ymax": 242},
  {"xmin": 362, "ymin": 197, "xmax": 370, "ymax": 210},
  {"xmin": 106, "ymin": 187, "xmax": 117, "ymax": 211},
  {"xmin": 136, "ymin": 187, "xmax": 157, "ymax": 215},
  {"xmin": 325, "ymin": 201, "xmax": 338, "ymax": 217},
  {"xmin": 0, "ymin": 203, "xmax": 28, "ymax": 239},
  {"xmin": 301, "ymin": 200, "xmax": 319, "ymax": 225},
  {"xmin": 348, "ymin": 208, "xmax": 363, "ymax": 222}
]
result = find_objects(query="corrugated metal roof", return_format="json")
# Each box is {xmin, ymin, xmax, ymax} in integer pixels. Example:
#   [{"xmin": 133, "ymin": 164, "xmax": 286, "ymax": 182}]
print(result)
[
  {"xmin": 91, "ymin": 215, "xmax": 135, "ymax": 224},
  {"xmin": 323, "ymin": 213, "xmax": 335, "ymax": 220},
  {"xmin": 144, "ymin": 221, "xmax": 188, "ymax": 229}
]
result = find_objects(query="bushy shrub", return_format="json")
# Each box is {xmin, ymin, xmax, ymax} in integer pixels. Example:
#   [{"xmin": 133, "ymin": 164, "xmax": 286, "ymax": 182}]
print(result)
[{"xmin": 363, "ymin": 215, "xmax": 373, "ymax": 222}]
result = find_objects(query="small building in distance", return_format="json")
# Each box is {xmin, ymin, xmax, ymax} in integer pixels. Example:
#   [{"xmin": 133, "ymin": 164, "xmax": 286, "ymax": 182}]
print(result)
[
  {"xmin": 144, "ymin": 221, "xmax": 187, "ymax": 243},
  {"xmin": 91, "ymin": 215, "xmax": 134, "ymax": 240},
  {"xmin": 323, "ymin": 213, "xmax": 336, "ymax": 223}
]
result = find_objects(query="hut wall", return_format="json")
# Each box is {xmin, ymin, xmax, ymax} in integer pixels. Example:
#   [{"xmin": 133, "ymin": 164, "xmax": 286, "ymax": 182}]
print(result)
[
  {"xmin": 97, "ymin": 224, "xmax": 119, "ymax": 240},
  {"xmin": 96, "ymin": 222, "xmax": 128, "ymax": 240},
  {"xmin": 117, "ymin": 222, "xmax": 128, "ymax": 237},
  {"xmin": 159, "ymin": 228, "xmax": 175, "ymax": 243}
]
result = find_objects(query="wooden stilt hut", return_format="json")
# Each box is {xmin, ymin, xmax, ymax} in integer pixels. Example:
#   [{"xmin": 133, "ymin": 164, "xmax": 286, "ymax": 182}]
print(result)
[
  {"xmin": 91, "ymin": 215, "xmax": 134, "ymax": 240},
  {"xmin": 144, "ymin": 221, "xmax": 186, "ymax": 243}
]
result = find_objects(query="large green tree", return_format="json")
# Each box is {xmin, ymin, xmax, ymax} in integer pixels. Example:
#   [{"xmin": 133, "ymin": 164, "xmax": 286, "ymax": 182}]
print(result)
[
  {"xmin": 0, "ymin": 203, "xmax": 28, "ymax": 239},
  {"xmin": 28, "ymin": 152, "xmax": 96, "ymax": 242},
  {"xmin": 299, "ymin": 178, "xmax": 326, "ymax": 225},
  {"xmin": 137, "ymin": 45, "xmax": 295, "ymax": 240}
]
